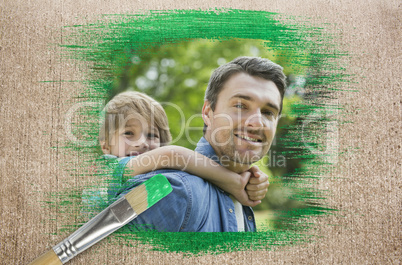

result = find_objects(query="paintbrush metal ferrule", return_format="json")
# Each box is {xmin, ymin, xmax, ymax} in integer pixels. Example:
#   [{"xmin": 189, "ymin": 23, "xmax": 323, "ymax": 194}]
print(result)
[{"xmin": 53, "ymin": 196, "xmax": 137, "ymax": 264}]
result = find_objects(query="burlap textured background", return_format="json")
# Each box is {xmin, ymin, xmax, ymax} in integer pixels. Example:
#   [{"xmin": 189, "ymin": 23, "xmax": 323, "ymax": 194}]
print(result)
[{"xmin": 0, "ymin": 0, "xmax": 400, "ymax": 264}]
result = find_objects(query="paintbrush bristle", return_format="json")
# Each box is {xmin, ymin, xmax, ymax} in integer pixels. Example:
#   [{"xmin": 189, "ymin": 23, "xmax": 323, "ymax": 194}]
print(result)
[{"xmin": 124, "ymin": 174, "xmax": 172, "ymax": 215}]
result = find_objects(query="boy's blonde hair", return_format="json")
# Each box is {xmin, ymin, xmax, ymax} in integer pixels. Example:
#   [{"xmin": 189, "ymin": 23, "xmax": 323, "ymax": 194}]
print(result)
[{"xmin": 99, "ymin": 91, "xmax": 172, "ymax": 147}]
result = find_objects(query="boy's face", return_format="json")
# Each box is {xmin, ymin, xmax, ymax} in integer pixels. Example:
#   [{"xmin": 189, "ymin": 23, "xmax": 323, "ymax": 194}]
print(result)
[{"xmin": 103, "ymin": 117, "xmax": 160, "ymax": 157}]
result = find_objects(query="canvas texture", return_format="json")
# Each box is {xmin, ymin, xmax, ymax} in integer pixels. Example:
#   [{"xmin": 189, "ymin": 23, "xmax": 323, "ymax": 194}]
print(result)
[{"xmin": 0, "ymin": 0, "xmax": 400, "ymax": 264}]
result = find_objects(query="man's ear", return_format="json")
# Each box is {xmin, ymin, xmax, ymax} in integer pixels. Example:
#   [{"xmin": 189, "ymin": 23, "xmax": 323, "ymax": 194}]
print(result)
[
  {"xmin": 202, "ymin": 101, "xmax": 212, "ymax": 127},
  {"xmin": 100, "ymin": 141, "xmax": 110, "ymax": 155}
]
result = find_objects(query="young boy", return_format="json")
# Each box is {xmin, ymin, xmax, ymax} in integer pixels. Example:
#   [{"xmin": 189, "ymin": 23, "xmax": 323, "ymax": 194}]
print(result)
[{"xmin": 98, "ymin": 91, "xmax": 269, "ymax": 207}]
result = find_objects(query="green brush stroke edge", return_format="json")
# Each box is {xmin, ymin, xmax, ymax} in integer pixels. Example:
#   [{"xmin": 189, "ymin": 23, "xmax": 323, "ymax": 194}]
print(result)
[{"xmin": 144, "ymin": 174, "xmax": 173, "ymax": 208}]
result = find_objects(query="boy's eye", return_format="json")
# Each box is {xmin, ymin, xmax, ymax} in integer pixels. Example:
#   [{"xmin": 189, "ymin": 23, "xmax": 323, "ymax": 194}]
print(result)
[
  {"xmin": 148, "ymin": 133, "xmax": 159, "ymax": 139},
  {"xmin": 124, "ymin": 131, "xmax": 134, "ymax": 136}
]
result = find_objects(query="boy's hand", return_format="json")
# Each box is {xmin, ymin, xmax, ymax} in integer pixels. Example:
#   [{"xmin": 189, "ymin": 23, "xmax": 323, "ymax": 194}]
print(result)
[
  {"xmin": 218, "ymin": 166, "xmax": 269, "ymax": 207},
  {"xmin": 231, "ymin": 166, "xmax": 269, "ymax": 207},
  {"xmin": 245, "ymin": 165, "xmax": 269, "ymax": 202},
  {"xmin": 232, "ymin": 171, "xmax": 261, "ymax": 207}
]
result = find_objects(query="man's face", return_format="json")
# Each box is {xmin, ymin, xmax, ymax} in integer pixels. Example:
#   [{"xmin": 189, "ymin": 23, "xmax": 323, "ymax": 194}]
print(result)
[
  {"xmin": 203, "ymin": 72, "xmax": 281, "ymax": 171},
  {"xmin": 103, "ymin": 117, "xmax": 160, "ymax": 157}
]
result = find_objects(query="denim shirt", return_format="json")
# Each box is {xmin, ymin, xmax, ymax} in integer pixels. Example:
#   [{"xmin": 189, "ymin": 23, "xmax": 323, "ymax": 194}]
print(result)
[{"xmin": 111, "ymin": 137, "xmax": 257, "ymax": 232}]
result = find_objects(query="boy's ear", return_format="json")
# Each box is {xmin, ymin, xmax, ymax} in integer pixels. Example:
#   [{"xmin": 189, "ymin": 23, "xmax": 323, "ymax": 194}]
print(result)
[
  {"xmin": 202, "ymin": 101, "xmax": 212, "ymax": 127},
  {"xmin": 100, "ymin": 141, "xmax": 110, "ymax": 155}
]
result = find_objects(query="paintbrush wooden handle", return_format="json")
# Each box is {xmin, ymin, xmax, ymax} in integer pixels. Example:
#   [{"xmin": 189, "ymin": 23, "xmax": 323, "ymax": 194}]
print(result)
[
  {"xmin": 29, "ymin": 174, "xmax": 171, "ymax": 264},
  {"xmin": 29, "ymin": 249, "xmax": 62, "ymax": 265}
]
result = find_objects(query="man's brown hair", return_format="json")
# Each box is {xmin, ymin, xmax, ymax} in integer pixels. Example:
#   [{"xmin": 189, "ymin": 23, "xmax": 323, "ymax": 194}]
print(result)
[{"xmin": 205, "ymin": 56, "xmax": 287, "ymax": 113}]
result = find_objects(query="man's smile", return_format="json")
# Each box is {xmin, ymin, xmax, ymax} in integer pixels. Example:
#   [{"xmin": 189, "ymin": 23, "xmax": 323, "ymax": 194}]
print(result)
[{"xmin": 233, "ymin": 132, "xmax": 264, "ymax": 144}]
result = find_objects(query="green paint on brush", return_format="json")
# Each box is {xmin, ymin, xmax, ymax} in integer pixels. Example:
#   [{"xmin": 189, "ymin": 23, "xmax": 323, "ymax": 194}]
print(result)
[
  {"xmin": 43, "ymin": 8, "xmax": 349, "ymax": 255},
  {"xmin": 144, "ymin": 174, "xmax": 173, "ymax": 208}
]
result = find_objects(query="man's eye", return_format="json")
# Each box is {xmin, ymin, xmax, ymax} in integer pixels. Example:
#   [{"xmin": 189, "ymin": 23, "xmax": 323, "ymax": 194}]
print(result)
[
  {"xmin": 234, "ymin": 103, "xmax": 246, "ymax": 109},
  {"xmin": 262, "ymin": 110, "xmax": 274, "ymax": 116}
]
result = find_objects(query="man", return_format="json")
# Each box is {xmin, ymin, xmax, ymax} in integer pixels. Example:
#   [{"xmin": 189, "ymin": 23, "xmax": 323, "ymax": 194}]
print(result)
[{"xmin": 115, "ymin": 56, "xmax": 286, "ymax": 232}]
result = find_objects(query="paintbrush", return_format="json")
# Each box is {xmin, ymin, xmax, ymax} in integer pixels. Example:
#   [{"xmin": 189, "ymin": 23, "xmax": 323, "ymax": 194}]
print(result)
[{"xmin": 29, "ymin": 174, "xmax": 172, "ymax": 265}]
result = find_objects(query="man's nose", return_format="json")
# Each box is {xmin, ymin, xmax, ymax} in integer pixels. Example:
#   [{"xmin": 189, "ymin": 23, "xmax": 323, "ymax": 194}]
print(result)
[{"xmin": 244, "ymin": 109, "xmax": 264, "ymax": 128}]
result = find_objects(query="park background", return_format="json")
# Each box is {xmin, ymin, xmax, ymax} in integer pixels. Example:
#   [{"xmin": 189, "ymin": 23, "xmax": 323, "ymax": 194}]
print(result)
[{"xmin": 0, "ymin": 1, "xmax": 400, "ymax": 264}]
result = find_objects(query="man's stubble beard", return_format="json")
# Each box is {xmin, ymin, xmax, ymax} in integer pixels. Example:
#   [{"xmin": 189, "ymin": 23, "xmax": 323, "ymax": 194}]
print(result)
[{"xmin": 213, "ymin": 129, "xmax": 269, "ymax": 167}]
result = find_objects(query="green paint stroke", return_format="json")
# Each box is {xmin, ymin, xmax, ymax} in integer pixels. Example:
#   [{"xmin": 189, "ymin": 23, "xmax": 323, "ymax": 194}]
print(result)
[
  {"xmin": 144, "ymin": 174, "xmax": 173, "ymax": 208},
  {"xmin": 49, "ymin": 8, "xmax": 348, "ymax": 255}
]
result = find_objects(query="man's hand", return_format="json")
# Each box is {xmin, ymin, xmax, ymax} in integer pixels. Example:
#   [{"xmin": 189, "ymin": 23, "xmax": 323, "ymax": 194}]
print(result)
[{"xmin": 245, "ymin": 165, "xmax": 269, "ymax": 202}]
